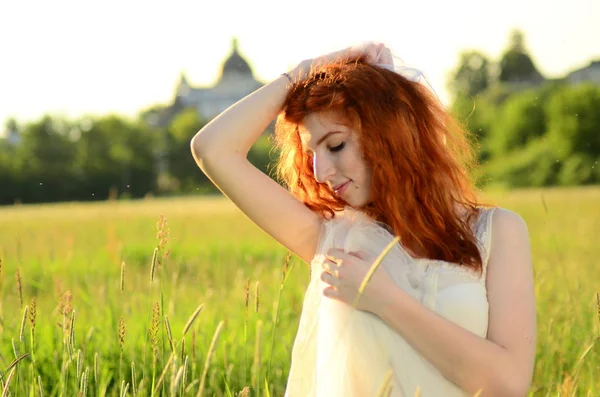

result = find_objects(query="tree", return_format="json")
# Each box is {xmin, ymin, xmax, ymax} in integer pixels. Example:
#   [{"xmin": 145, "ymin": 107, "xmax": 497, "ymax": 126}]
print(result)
[
  {"xmin": 487, "ymin": 89, "xmax": 548, "ymax": 156},
  {"xmin": 75, "ymin": 115, "xmax": 156, "ymax": 199},
  {"xmin": 14, "ymin": 116, "xmax": 78, "ymax": 202},
  {"xmin": 449, "ymin": 50, "xmax": 491, "ymax": 98},
  {"xmin": 498, "ymin": 30, "xmax": 544, "ymax": 84},
  {"xmin": 546, "ymin": 84, "xmax": 600, "ymax": 184},
  {"xmin": 166, "ymin": 107, "xmax": 207, "ymax": 191}
]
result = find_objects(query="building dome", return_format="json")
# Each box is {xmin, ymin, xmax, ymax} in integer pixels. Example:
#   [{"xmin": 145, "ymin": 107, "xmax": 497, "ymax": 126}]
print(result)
[{"xmin": 221, "ymin": 38, "xmax": 253, "ymax": 77}]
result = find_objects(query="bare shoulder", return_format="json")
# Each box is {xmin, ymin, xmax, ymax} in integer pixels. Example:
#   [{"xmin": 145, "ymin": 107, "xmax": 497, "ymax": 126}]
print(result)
[
  {"xmin": 487, "ymin": 207, "xmax": 531, "ymax": 274},
  {"xmin": 490, "ymin": 207, "xmax": 529, "ymax": 236}
]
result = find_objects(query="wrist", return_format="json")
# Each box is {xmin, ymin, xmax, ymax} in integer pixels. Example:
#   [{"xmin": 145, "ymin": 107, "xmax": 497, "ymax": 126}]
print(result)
[
  {"xmin": 372, "ymin": 282, "xmax": 405, "ymax": 319},
  {"xmin": 288, "ymin": 59, "xmax": 312, "ymax": 82}
]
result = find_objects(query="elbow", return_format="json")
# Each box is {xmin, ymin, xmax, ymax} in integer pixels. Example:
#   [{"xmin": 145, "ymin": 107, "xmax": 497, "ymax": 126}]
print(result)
[
  {"xmin": 190, "ymin": 131, "xmax": 205, "ymax": 161},
  {"xmin": 487, "ymin": 370, "xmax": 532, "ymax": 397},
  {"xmin": 190, "ymin": 130, "xmax": 214, "ymax": 163}
]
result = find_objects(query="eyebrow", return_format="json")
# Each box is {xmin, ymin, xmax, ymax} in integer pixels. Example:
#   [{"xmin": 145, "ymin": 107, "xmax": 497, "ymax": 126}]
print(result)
[{"xmin": 316, "ymin": 131, "xmax": 343, "ymax": 146}]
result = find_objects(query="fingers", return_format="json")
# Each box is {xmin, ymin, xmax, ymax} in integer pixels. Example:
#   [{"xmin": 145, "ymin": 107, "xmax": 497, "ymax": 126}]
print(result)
[
  {"xmin": 325, "ymin": 247, "xmax": 347, "ymax": 262},
  {"xmin": 322, "ymin": 258, "xmax": 340, "ymax": 279},
  {"xmin": 326, "ymin": 248, "xmax": 369, "ymax": 261},
  {"xmin": 320, "ymin": 270, "xmax": 337, "ymax": 285}
]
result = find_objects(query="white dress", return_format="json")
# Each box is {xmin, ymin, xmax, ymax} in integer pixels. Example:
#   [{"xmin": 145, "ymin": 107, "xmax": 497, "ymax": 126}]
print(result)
[{"xmin": 285, "ymin": 206, "xmax": 497, "ymax": 397}]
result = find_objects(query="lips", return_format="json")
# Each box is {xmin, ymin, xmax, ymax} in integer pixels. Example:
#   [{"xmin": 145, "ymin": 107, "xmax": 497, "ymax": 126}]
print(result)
[{"xmin": 333, "ymin": 181, "xmax": 351, "ymax": 196}]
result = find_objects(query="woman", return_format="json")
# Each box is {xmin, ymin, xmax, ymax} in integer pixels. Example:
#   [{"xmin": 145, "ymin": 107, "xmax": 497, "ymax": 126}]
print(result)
[{"xmin": 190, "ymin": 42, "xmax": 536, "ymax": 396}]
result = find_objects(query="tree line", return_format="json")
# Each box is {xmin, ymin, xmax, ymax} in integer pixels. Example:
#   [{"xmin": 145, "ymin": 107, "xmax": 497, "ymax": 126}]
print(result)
[
  {"xmin": 449, "ymin": 30, "xmax": 600, "ymax": 188},
  {"xmin": 1, "ymin": 31, "xmax": 598, "ymax": 205}
]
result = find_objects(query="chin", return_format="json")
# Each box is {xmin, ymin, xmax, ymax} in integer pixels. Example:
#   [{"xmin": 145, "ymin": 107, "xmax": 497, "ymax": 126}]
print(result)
[{"xmin": 345, "ymin": 196, "xmax": 371, "ymax": 209}]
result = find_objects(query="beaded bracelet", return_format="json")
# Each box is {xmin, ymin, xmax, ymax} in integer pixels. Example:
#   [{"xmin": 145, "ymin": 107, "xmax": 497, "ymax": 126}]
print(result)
[{"xmin": 281, "ymin": 72, "xmax": 293, "ymax": 84}]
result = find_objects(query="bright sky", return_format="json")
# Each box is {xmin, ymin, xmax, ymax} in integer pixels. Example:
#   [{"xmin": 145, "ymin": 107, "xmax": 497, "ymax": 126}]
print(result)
[{"xmin": 1, "ymin": 0, "xmax": 599, "ymax": 129}]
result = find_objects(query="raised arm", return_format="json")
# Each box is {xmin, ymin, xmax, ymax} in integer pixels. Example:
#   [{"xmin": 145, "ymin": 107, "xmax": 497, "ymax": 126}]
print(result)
[
  {"xmin": 191, "ymin": 43, "xmax": 390, "ymax": 263},
  {"xmin": 190, "ymin": 62, "xmax": 323, "ymax": 263}
]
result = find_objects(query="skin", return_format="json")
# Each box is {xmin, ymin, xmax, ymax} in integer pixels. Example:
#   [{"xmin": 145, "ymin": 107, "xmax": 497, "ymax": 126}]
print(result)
[{"xmin": 300, "ymin": 111, "xmax": 373, "ymax": 208}]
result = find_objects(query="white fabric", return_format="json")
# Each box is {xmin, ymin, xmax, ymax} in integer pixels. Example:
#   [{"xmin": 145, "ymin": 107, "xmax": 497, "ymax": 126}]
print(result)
[{"xmin": 285, "ymin": 207, "xmax": 497, "ymax": 397}]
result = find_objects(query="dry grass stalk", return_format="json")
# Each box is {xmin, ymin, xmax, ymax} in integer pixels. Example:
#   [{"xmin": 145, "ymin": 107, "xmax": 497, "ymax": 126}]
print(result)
[
  {"xmin": 120, "ymin": 381, "xmax": 129, "ymax": 397},
  {"xmin": 165, "ymin": 316, "xmax": 174, "ymax": 353},
  {"xmin": 171, "ymin": 366, "xmax": 184, "ymax": 395},
  {"xmin": 1, "ymin": 366, "xmax": 16, "ymax": 397},
  {"xmin": 282, "ymin": 250, "xmax": 292, "ymax": 280},
  {"xmin": 560, "ymin": 374, "xmax": 575, "ymax": 395},
  {"xmin": 11, "ymin": 338, "xmax": 17, "ymax": 359},
  {"xmin": 76, "ymin": 349, "xmax": 82, "ymax": 379},
  {"xmin": 68, "ymin": 311, "xmax": 76, "ymax": 354},
  {"xmin": 197, "ymin": 321, "xmax": 225, "ymax": 397},
  {"xmin": 94, "ymin": 352, "xmax": 99, "ymax": 386},
  {"xmin": 182, "ymin": 356, "xmax": 189, "ymax": 392},
  {"xmin": 120, "ymin": 261, "xmax": 125, "ymax": 292},
  {"xmin": 5, "ymin": 353, "xmax": 29, "ymax": 374},
  {"xmin": 237, "ymin": 387, "xmax": 250, "ymax": 397},
  {"xmin": 254, "ymin": 282, "xmax": 260, "ymax": 313},
  {"xmin": 157, "ymin": 214, "xmax": 169, "ymax": 251},
  {"xmin": 149, "ymin": 302, "xmax": 160, "ymax": 361},
  {"xmin": 180, "ymin": 338, "xmax": 186, "ymax": 362},
  {"xmin": 19, "ymin": 305, "xmax": 28, "ymax": 343},
  {"xmin": 57, "ymin": 290, "xmax": 73, "ymax": 334},
  {"xmin": 118, "ymin": 316, "xmax": 126, "ymax": 349},
  {"xmin": 29, "ymin": 297, "xmax": 37, "ymax": 334},
  {"xmin": 182, "ymin": 304, "xmax": 204, "ymax": 337},
  {"xmin": 15, "ymin": 268, "xmax": 23, "ymax": 309},
  {"xmin": 38, "ymin": 375, "xmax": 44, "ymax": 397},
  {"xmin": 130, "ymin": 361, "xmax": 137, "ymax": 396},
  {"xmin": 375, "ymin": 369, "xmax": 393, "ymax": 397},
  {"xmin": 80, "ymin": 366, "xmax": 89, "ymax": 397},
  {"xmin": 150, "ymin": 247, "xmax": 158, "ymax": 283},
  {"xmin": 353, "ymin": 236, "xmax": 400, "ymax": 309}
]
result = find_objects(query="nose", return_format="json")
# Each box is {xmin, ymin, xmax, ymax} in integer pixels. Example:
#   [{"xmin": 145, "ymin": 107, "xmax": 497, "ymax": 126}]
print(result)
[{"xmin": 312, "ymin": 153, "xmax": 335, "ymax": 184}]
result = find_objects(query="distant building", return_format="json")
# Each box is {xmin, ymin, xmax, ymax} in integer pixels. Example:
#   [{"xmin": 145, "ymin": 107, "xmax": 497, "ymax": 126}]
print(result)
[
  {"xmin": 1, "ymin": 119, "xmax": 21, "ymax": 147},
  {"xmin": 150, "ymin": 38, "xmax": 264, "ymax": 127},
  {"xmin": 566, "ymin": 60, "xmax": 600, "ymax": 85}
]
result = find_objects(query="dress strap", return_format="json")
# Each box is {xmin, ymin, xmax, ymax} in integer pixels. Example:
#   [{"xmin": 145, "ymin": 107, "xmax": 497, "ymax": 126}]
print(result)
[{"xmin": 479, "ymin": 207, "xmax": 498, "ymax": 280}]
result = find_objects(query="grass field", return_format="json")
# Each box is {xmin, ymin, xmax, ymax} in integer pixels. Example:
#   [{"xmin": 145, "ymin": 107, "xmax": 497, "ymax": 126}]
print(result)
[{"xmin": 0, "ymin": 187, "xmax": 599, "ymax": 396}]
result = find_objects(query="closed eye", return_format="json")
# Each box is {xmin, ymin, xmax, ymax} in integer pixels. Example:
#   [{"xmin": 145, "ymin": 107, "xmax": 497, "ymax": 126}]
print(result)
[{"xmin": 329, "ymin": 142, "xmax": 345, "ymax": 153}]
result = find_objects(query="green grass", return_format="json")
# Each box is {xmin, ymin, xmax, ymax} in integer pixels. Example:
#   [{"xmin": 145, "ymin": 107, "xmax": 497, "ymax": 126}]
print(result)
[{"xmin": 0, "ymin": 188, "xmax": 598, "ymax": 396}]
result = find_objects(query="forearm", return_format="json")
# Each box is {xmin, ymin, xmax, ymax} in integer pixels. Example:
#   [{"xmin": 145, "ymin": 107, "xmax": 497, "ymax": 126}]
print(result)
[
  {"xmin": 191, "ymin": 74, "xmax": 290, "ymax": 160},
  {"xmin": 376, "ymin": 287, "xmax": 527, "ymax": 396}
]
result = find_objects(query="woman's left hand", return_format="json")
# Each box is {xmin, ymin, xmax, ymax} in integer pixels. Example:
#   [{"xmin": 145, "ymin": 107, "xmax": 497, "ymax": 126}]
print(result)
[{"xmin": 320, "ymin": 248, "xmax": 396, "ymax": 314}]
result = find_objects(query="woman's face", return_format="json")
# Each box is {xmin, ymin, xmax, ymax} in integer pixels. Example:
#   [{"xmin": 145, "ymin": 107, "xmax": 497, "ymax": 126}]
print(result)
[{"xmin": 300, "ymin": 111, "xmax": 373, "ymax": 208}]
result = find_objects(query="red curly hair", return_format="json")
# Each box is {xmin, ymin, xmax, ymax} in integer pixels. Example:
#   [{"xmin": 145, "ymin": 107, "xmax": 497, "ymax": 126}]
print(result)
[{"xmin": 274, "ymin": 56, "xmax": 488, "ymax": 272}]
